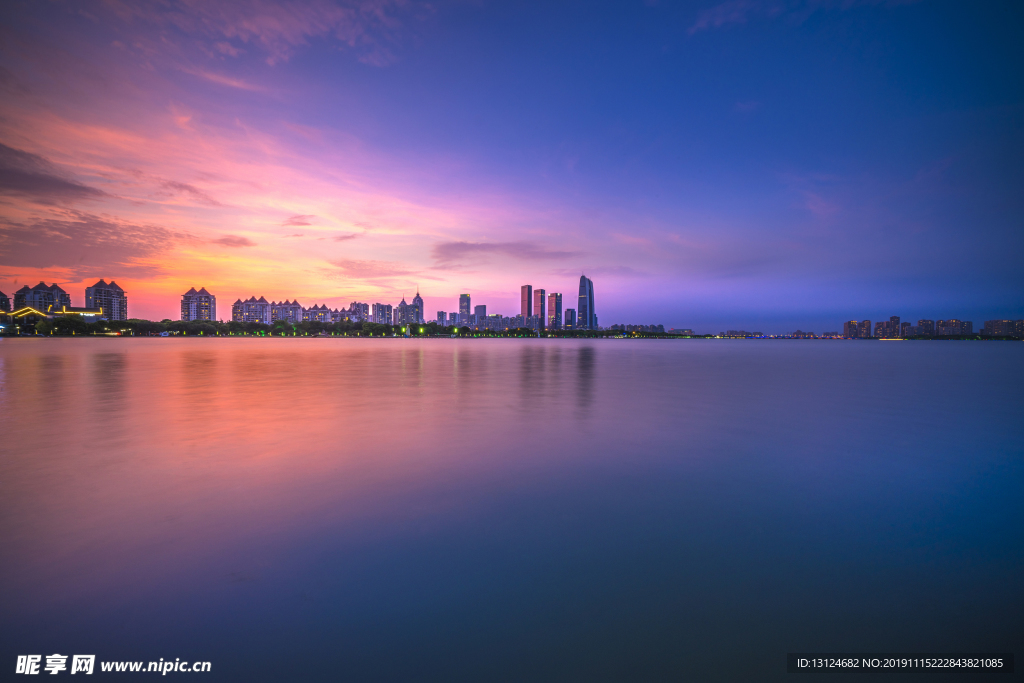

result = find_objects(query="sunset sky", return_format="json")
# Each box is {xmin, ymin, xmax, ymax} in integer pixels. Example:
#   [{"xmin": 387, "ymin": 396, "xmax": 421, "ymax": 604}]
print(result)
[{"xmin": 0, "ymin": 0, "xmax": 1021, "ymax": 331}]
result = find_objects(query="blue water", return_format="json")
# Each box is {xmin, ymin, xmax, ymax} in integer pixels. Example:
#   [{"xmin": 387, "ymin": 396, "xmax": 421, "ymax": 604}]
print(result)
[{"xmin": 1, "ymin": 338, "xmax": 1021, "ymax": 680}]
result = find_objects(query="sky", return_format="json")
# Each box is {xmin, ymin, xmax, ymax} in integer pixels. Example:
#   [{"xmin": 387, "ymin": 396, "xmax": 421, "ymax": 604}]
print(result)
[{"xmin": 0, "ymin": 0, "xmax": 1021, "ymax": 333}]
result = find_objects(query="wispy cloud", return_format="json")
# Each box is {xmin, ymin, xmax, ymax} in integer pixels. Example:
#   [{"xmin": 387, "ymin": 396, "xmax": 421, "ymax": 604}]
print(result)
[
  {"xmin": 431, "ymin": 240, "xmax": 580, "ymax": 268},
  {"xmin": 0, "ymin": 210, "xmax": 190, "ymax": 277},
  {"xmin": 331, "ymin": 233, "xmax": 360, "ymax": 241},
  {"xmin": 283, "ymin": 214, "xmax": 315, "ymax": 226},
  {"xmin": 180, "ymin": 66, "xmax": 266, "ymax": 92},
  {"xmin": 688, "ymin": 0, "xmax": 914, "ymax": 35},
  {"xmin": 0, "ymin": 143, "xmax": 109, "ymax": 204},
  {"xmin": 212, "ymin": 234, "xmax": 256, "ymax": 247},
  {"xmin": 108, "ymin": 0, "xmax": 414, "ymax": 66},
  {"xmin": 327, "ymin": 258, "xmax": 417, "ymax": 279}
]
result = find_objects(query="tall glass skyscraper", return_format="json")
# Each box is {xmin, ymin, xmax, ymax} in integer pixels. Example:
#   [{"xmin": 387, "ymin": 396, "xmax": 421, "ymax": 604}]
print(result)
[
  {"xmin": 520, "ymin": 285, "xmax": 532, "ymax": 318},
  {"xmin": 577, "ymin": 275, "xmax": 595, "ymax": 329},
  {"xmin": 459, "ymin": 293, "xmax": 471, "ymax": 323},
  {"xmin": 533, "ymin": 288, "xmax": 546, "ymax": 329},
  {"xmin": 547, "ymin": 292, "xmax": 562, "ymax": 329}
]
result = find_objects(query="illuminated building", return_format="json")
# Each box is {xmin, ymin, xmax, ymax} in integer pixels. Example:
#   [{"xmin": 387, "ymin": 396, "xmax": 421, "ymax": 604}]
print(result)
[
  {"xmin": 520, "ymin": 285, "xmax": 532, "ymax": 318},
  {"xmin": 533, "ymin": 288, "xmax": 546, "ymax": 329},
  {"xmin": 14, "ymin": 282, "xmax": 71, "ymax": 312},
  {"xmin": 547, "ymin": 292, "xmax": 562, "ymax": 329},
  {"xmin": 85, "ymin": 280, "xmax": 128, "ymax": 320},
  {"xmin": 577, "ymin": 275, "xmax": 596, "ymax": 329},
  {"xmin": 181, "ymin": 287, "xmax": 217, "ymax": 321}
]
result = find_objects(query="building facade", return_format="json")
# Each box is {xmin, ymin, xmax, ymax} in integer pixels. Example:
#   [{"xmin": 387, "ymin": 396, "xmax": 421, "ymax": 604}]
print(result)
[
  {"xmin": 270, "ymin": 300, "xmax": 302, "ymax": 323},
  {"xmin": 520, "ymin": 285, "xmax": 532, "ymax": 318},
  {"xmin": 459, "ymin": 294, "xmax": 471, "ymax": 323},
  {"xmin": 0, "ymin": 291, "xmax": 9, "ymax": 312},
  {"xmin": 349, "ymin": 302, "xmax": 370, "ymax": 322},
  {"xmin": 232, "ymin": 296, "xmax": 271, "ymax": 324},
  {"xmin": 411, "ymin": 291, "xmax": 424, "ymax": 323},
  {"xmin": 372, "ymin": 303, "xmax": 393, "ymax": 324},
  {"xmin": 85, "ymin": 280, "xmax": 128, "ymax": 320},
  {"xmin": 14, "ymin": 282, "xmax": 72, "ymax": 312},
  {"xmin": 577, "ymin": 275, "xmax": 596, "ymax": 329},
  {"xmin": 547, "ymin": 292, "xmax": 562, "ymax": 329},
  {"xmin": 533, "ymin": 288, "xmax": 546, "ymax": 330},
  {"xmin": 181, "ymin": 287, "xmax": 217, "ymax": 321},
  {"xmin": 564, "ymin": 308, "xmax": 577, "ymax": 329}
]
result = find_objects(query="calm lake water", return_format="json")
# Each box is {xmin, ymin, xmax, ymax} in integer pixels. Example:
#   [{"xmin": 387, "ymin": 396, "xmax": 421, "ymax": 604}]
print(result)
[{"xmin": 1, "ymin": 338, "xmax": 1022, "ymax": 681}]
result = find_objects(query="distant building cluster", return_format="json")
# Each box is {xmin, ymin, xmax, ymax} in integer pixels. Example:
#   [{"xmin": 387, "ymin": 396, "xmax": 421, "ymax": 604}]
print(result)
[
  {"xmin": 438, "ymin": 275, "xmax": 601, "ymax": 332},
  {"xmin": 842, "ymin": 316, "xmax": 1023, "ymax": 338},
  {"xmin": 181, "ymin": 288, "xmax": 427, "ymax": 326},
  {"xmin": 0, "ymin": 280, "xmax": 124, "ymax": 327}
]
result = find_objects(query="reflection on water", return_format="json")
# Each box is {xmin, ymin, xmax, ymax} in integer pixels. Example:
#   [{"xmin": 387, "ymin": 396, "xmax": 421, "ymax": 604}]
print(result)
[{"xmin": 0, "ymin": 338, "xmax": 1022, "ymax": 682}]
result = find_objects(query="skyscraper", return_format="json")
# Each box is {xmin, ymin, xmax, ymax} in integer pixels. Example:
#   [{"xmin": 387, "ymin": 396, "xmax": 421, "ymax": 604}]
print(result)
[
  {"xmin": 459, "ymin": 293, "xmax": 471, "ymax": 323},
  {"xmin": 412, "ymin": 290, "xmax": 424, "ymax": 323},
  {"xmin": 86, "ymin": 280, "xmax": 128, "ymax": 320},
  {"xmin": 0, "ymin": 291, "xmax": 10, "ymax": 312},
  {"xmin": 577, "ymin": 275, "xmax": 595, "ymax": 329},
  {"xmin": 181, "ymin": 287, "xmax": 217, "ymax": 321},
  {"xmin": 547, "ymin": 292, "xmax": 562, "ymax": 329},
  {"xmin": 372, "ymin": 303, "xmax": 393, "ymax": 324},
  {"xmin": 474, "ymin": 305, "xmax": 486, "ymax": 321},
  {"xmin": 533, "ymin": 288, "xmax": 546, "ymax": 330},
  {"xmin": 520, "ymin": 285, "xmax": 532, "ymax": 318}
]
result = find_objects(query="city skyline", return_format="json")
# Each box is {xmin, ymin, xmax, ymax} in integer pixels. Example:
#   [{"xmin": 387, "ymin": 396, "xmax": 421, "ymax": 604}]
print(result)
[{"xmin": 0, "ymin": 2, "xmax": 1020, "ymax": 334}]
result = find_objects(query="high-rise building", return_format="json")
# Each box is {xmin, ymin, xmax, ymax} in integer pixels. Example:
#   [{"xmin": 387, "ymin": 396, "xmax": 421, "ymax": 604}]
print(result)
[
  {"xmin": 14, "ymin": 282, "xmax": 71, "ymax": 312},
  {"xmin": 437, "ymin": 311, "xmax": 447, "ymax": 325},
  {"xmin": 857, "ymin": 320, "xmax": 871, "ymax": 338},
  {"xmin": 983, "ymin": 320, "xmax": 1016, "ymax": 336},
  {"xmin": 900, "ymin": 322, "xmax": 912, "ymax": 337},
  {"xmin": 348, "ymin": 302, "xmax": 370, "ymax": 322},
  {"xmin": 395, "ymin": 297, "xmax": 417, "ymax": 326},
  {"xmin": 459, "ymin": 294, "xmax": 471, "ymax": 323},
  {"xmin": 843, "ymin": 320, "xmax": 858, "ymax": 338},
  {"xmin": 85, "ymin": 280, "xmax": 128, "ymax": 320},
  {"xmin": 520, "ymin": 285, "xmax": 532, "ymax": 318},
  {"xmin": 474, "ymin": 305, "xmax": 486, "ymax": 320},
  {"xmin": 533, "ymin": 288, "xmax": 546, "ymax": 329},
  {"xmin": 547, "ymin": 292, "xmax": 562, "ymax": 329},
  {"xmin": 411, "ymin": 290, "xmax": 424, "ymax": 324},
  {"xmin": 937, "ymin": 319, "xmax": 972, "ymax": 336},
  {"xmin": 917, "ymin": 319, "xmax": 935, "ymax": 336},
  {"xmin": 232, "ymin": 296, "xmax": 271, "ymax": 324},
  {"xmin": 372, "ymin": 303, "xmax": 393, "ymax": 324},
  {"xmin": 577, "ymin": 275, "xmax": 595, "ymax": 329},
  {"xmin": 0, "ymin": 291, "xmax": 10, "ymax": 312},
  {"xmin": 181, "ymin": 287, "xmax": 217, "ymax": 321},
  {"xmin": 449, "ymin": 311, "xmax": 458, "ymax": 326},
  {"xmin": 565, "ymin": 308, "xmax": 577, "ymax": 329}
]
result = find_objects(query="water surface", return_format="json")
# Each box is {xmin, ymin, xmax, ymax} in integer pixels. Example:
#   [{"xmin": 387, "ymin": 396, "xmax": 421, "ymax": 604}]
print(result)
[{"xmin": 1, "ymin": 338, "xmax": 1021, "ymax": 680}]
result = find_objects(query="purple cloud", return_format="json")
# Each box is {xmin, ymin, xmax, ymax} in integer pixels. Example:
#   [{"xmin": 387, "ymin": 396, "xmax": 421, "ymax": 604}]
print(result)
[
  {"xmin": 431, "ymin": 241, "xmax": 580, "ymax": 267},
  {"xmin": 212, "ymin": 235, "xmax": 256, "ymax": 247},
  {"xmin": 0, "ymin": 143, "xmax": 108, "ymax": 203}
]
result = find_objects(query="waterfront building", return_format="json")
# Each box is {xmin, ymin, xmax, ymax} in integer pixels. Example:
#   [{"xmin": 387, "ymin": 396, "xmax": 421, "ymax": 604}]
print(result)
[
  {"xmin": 577, "ymin": 275, "xmax": 596, "ymax": 329},
  {"xmin": 917, "ymin": 319, "xmax": 935, "ymax": 336},
  {"xmin": 565, "ymin": 308, "xmax": 577, "ymax": 329},
  {"xmin": 547, "ymin": 292, "xmax": 562, "ymax": 329},
  {"xmin": 459, "ymin": 294, "xmax": 471, "ymax": 323},
  {"xmin": 533, "ymin": 288, "xmax": 546, "ymax": 330},
  {"xmin": 450, "ymin": 312, "xmax": 458, "ymax": 326},
  {"xmin": 874, "ymin": 317, "xmax": 900, "ymax": 338},
  {"xmin": 474, "ymin": 305, "xmax": 486, "ymax": 321},
  {"xmin": 411, "ymin": 291, "xmax": 424, "ymax": 324},
  {"xmin": 843, "ymin": 320, "xmax": 858, "ymax": 337},
  {"xmin": 85, "ymin": 280, "xmax": 128, "ymax": 320},
  {"xmin": 14, "ymin": 282, "xmax": 72, "ymax": 312},
  {"xmin": 983, "ymin": 320, "xmax": 1017, "ymax": 336},
  {"xmin": 520, "ymin": 285, "xmax": 532, "ymax": 318},
  {"xmin": 372, "ymin": 303, "xmax": 393, "ymax": 325},
  {"xmin": 181, "ymin": 287, "xmax": 217, "ymax": 321},
  {"xmin": 857, "ymin": 320, "xmax": 871, "ymax": 338},
  {"xmin": 349, "ymin": 302, "xmax": 370, "ymax": 322},
  {"xmin": 270, "ymin": 300, "xmax": 302, "ymax": 323},
  {"xmin": 0, "ymin": 291, "xmax": 10, "ymax": 312},
  {"xmin": 937, "ymin": 319, "xmax": 972, "ymax": 336},
  {"xmin": 232, "ymin": 296, "xmax": 271, "ymax": 324},
  {"xmin": 394, "ymin": 297, "xmax": 418, "ymax": 326},
  {"xmin": 437, "ymin": 311, "xmax": 447, "ymax": 325},
  {"xmin": 302, "ymin": 304, "xmax": 333, "ymax": 322}
]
